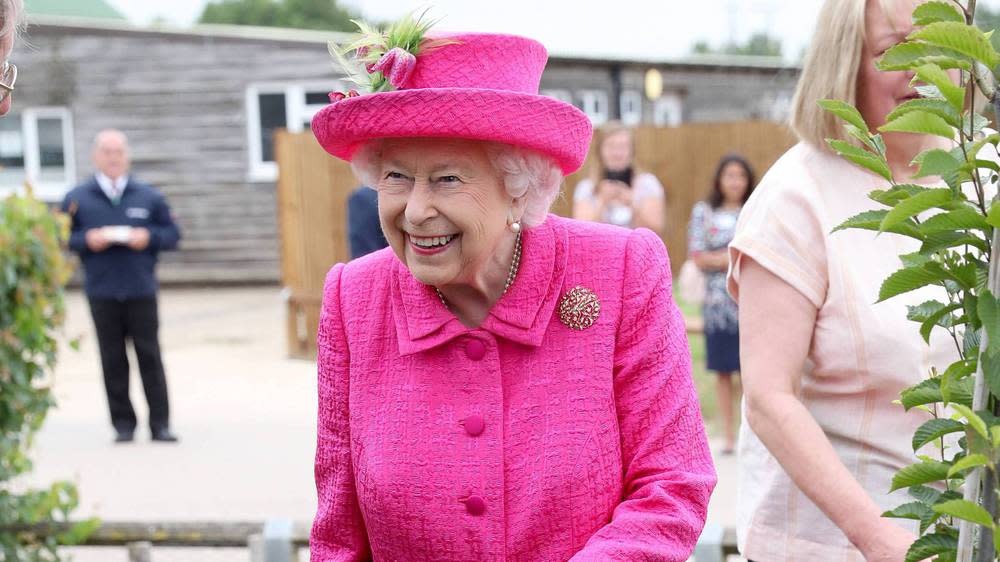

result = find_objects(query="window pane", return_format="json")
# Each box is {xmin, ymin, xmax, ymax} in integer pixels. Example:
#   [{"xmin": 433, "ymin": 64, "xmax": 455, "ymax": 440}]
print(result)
[
  {"xmin": 258, "ymin": 93, "xmax": 287, "ymax": 163},
  {"xmin": 0, "ymin": 115, "xmax": 24, "ymax": 185},
  {"xmin": 37, "ymin": 117, "xmax": 66, "ymax": 182},
  {"xmin": 305, "ymin": 91, "xmax": 330, "ymax": 105}
]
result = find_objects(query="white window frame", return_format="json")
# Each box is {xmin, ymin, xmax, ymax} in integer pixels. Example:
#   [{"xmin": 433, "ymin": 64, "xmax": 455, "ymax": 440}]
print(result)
[
  {"xmin": 0, "ymin": 107, "xmax": 76, "ymax": 202},
  {"xmin": 653, "ymin": 93, "xmax": 684, "ymax": 127},
  {"xmin": 576, "ymin": 90, "xmax": 609, "ymax": 126},
  {"xmin": 246, "ymin": 81, "xmax": 343, "ymax": 182},
  {"xmin": 540, "ymin": 89, "xmax": 573, "ymax": 104},
  {"xmin": 619, "ymin": 90, "xmax": 643, "ymax": 126}
]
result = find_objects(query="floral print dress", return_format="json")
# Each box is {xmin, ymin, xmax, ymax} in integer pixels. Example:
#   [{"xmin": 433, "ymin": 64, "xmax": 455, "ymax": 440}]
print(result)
[{"xmin": 687, "ymin": 201, "xmax": 741, "ymax": 372}]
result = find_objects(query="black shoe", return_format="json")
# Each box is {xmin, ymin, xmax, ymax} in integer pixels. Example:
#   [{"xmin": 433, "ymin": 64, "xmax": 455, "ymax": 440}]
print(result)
[
  {"xmin": 114, "ymin": 430, "xmax": 134, "ymax": 443},
  {"xmin": 150, "ymin": 429, "xmax": 179, "ymax": 443}
]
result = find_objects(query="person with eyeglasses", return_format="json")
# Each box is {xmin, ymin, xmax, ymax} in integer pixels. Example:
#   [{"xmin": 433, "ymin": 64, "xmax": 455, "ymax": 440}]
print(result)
[{"xmin": 0, "ymin": 0, "xmax": 21, "ymax": 116}]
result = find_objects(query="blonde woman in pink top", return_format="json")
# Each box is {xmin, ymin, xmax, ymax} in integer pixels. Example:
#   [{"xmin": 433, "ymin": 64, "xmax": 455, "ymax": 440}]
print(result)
[
  {"xmin": 308, "ymin": 18, "xmax": 716, "ymax": 562},
  {"xmin": 728, "ymin": 0, "xmax": 963, "ymax": 560}
]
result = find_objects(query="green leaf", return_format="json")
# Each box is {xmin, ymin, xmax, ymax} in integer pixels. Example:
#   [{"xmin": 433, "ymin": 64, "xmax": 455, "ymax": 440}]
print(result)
[
  {"xmin": 879, "ymin": 263, "xmax": 949, "ymax": 302},
  {"xmin": 985, "ymin": 350, "xmax": 1000, "ymax": 403},
  {"xmin": 988, "ymin": 200, "xmax": 1000, "ymax": 227},
  {"xmin": 826, "ymin": 139, "xmax": 892, "ymax": 181},
  {"xmin": 887, "ymin": 98, "xmax": 963, "ymax": 128},
  {"xmin": 907, "ymin": 300, "xmax": 951, "ymax": 322},
  {"xmin": 891, "ymin": 460, "xmax": 952, "ymax": 491},
  {"xmin": 966, "ymin": 327, "xmax": 982, "ymax": 357},
  {"xmin": 870, "ymin": 184, "xmax": 932, "ymax": 207},
  {"xmin": 915, "ymin": 63, "xmax": 967, "ymax": 112},
  {"xmin": 913, "ymin": 149, "xmax": 966, "ymax": 184},
  {"xmin": 920, "ymin": 231, "xmax": 990, "ymax": 253},
  {"xmin": 879, "ymin": 41, "xmax": 972, "ymax": 71},
  {"xmin": 880, "ymin": 108, "xmax": 957, "ymax": 139},
  {"xmin": 932, "ymin": 498, "xmax": 995, "ymax": 527},
  {"xmin": 913, "ymin": 148, "xmax": 972, "ymax": 192},
  {"xmin": 980, "ymin": 290, "xmax": 1000, "ymax": 348},
  {"xmin": 910, "ymin": 21, "xmax": 1000, "ymax": 68},
  {"xmin": 919, "ymin": 206, "xmax": 991, "ymax": 233},
  {"xmin": 910, "ymin": 484, "xmax": 943, "ymax": 505},
  {"xmin": 948, "ymin": 261, "xmax": 979, "ymax": 291},
  {"xmin": 952, "ymin": 403, "xmax": 990, "ymax": 439},
  {"xmin": 922, "ymin": 303, "xmax": 961, "ymax": 342},
  {"xmin": 913, "ymin": 1, "xmax": 965, "ymax": 25},
  {"xmin": 818, "ymin": 99, "xmax": 870, "ymax": 133},
  {"xmin": 901, "ymin": 376, "xmax": 974, "ymax": 410},
  {"xmin": 844, "ymin": 124, "xmax": 881, "ymax": 153},
  {"xmin": 832, "ymin": 209, "xmax": 924, "ymax": 240},
  {"xmin": 912, "ymin": 418, "xmax": 966, "ymax": 451},
  {"xmin": 974, "ymin": 158, "xmax": 1000, "ymax": 174},
  {"xmin": 881, "ymin": 188, "xmax": 955, "ymax": 232},
  {"xmin": 900, "ymin": 252, "xmax": 933, "ymax": 268},
  {"xmin": 905, "ymin": 531, "xmax": 958, "ymax": 562},
  {"xmin": 884, "ymin": 500, "xmax": 935, "ymax": 521}
]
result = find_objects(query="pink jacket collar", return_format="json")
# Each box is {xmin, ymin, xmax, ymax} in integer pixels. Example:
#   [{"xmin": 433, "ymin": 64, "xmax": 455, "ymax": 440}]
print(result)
[{"xmin": 390, "ymin": 216, "xmax": 567, "ymax": 355}]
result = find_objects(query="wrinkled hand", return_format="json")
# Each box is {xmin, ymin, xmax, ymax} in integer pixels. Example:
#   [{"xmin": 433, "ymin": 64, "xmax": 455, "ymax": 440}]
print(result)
[
  {"xmin": 128, "ymin": 227, "xmax": 151, "ymax": 251},
  {"xmin": 858, "ymin": 519, "xmax": 914, "ymax": 562},
  {"xmin": 85, "ymin": 228, "xmax": 111, "ymax": 252}
]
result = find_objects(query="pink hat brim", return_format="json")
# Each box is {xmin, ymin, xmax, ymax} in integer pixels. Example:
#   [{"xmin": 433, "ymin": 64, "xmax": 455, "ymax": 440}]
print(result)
[{"xmin": 311, "ymin": 88, "xmax": 593, "ymax": 175}]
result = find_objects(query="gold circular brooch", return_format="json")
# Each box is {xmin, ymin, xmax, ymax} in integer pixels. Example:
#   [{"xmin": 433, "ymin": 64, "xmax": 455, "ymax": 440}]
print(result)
[{"xmin": 559, "ymin": 286, "xmax": 601, "ymax": 330}]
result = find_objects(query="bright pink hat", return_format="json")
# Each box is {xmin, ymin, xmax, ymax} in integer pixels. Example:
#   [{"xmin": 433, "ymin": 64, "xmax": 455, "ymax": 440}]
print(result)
[{"xmin": 311, "ymin": 33, "xmax": 593, "ymax": 175}]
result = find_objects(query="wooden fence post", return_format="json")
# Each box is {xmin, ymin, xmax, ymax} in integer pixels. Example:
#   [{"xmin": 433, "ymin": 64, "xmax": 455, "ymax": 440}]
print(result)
[{"xmin": 127, "ymin": 541, "xmax": 151, "ymax": 562}]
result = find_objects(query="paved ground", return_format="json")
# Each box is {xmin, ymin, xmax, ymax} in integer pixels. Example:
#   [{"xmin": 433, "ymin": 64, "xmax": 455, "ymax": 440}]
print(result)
[{"xmin": 23, "ymin": 286, "xmax": 738, "ymax": 560}]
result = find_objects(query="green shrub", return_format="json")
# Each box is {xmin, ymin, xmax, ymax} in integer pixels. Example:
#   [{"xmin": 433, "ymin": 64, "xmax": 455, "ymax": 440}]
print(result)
[{"xmin": 0, "ymin": 190, "xmax": 97, "ymax": 561}]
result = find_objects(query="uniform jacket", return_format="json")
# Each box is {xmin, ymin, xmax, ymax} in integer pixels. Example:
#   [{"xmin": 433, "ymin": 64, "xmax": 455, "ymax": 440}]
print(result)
[
  {"xmin": 311, "ymin": 214, "xmax": 716, "ymax": 561},
  {"xmin": 61, "ymin": 176, "xmax": 180, "ymax": 300}
]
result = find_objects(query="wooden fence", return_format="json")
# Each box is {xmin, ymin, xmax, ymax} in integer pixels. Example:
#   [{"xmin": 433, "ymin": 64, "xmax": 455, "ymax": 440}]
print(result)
[{"xmin": 276, "ymin": 121, "xmax": 796, "ymax": 358}]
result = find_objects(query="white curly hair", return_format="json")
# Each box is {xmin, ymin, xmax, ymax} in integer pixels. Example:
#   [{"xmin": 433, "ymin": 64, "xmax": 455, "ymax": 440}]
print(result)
[
  {"xmin": 350, "ymin": 139, "xmax": 564, "ymax": 228},
  {"xmin": 1, "ymin": 0, "xmax": 23, "ymax": 42}
]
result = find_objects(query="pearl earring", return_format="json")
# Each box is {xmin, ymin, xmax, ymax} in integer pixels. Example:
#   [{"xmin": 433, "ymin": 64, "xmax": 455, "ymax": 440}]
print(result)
[{"xmin": 510, "ymin": 221, "xmax": 522, "ymax": 234}]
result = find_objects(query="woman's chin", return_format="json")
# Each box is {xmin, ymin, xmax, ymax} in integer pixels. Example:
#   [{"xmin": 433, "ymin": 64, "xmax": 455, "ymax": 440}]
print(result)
[{"xmin": 406, "ymin": 261, "xmax": 452, "ymax": 287}]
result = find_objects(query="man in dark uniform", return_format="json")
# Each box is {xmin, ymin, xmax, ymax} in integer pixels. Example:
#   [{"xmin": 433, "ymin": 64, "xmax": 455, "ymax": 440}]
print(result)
[
  {"xmin": 346, "ymin": 185, "xmax": 387, "ymax": 259},
  {"xmin": 61, "ymin": 129, "xmax": 181, "ymax": 444}
]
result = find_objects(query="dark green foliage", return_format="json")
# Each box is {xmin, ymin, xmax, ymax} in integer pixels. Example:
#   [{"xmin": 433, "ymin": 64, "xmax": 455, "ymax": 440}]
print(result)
[{"xmin": 0, "ymin": 193, "xmax": 96, "ymax": 560}]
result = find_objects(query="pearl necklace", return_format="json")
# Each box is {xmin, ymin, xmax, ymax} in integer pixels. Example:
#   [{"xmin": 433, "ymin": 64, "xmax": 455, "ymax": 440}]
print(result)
[{"xmin": 435, "ymin": 230, "xmax": 522, "ymax": 309}]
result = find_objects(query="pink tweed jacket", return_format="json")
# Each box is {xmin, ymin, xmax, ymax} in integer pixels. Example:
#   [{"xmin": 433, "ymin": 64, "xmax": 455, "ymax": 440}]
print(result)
[{"xmin": 311, "ymin": 215, "xmax": 716, "ymax": 561}]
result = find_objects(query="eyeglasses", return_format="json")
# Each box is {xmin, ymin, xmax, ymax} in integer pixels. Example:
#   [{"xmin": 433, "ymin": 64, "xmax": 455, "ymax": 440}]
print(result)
[{"xmin": 0, "ymin": 61, "xmax": 17, "ymax": 101}]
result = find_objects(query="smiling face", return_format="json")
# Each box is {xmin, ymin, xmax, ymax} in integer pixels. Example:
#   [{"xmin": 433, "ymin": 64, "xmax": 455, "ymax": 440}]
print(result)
[
  {"xmin": 857, "ymin": 0, "xmax": 921, "ymax": 130},
  {"xmin": 376, "ymin": 137, "xmax": 514, "ymax": 288}
]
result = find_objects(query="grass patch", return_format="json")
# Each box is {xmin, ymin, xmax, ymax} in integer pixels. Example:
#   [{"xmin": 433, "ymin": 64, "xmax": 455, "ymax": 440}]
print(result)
[{"xmin": 675, "ymin": 290, "xmax": 737, "ymax": 439}]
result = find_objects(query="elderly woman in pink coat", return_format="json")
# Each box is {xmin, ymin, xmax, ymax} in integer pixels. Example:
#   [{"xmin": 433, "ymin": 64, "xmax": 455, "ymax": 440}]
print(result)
[{"xmin": 308, "ymin": 16, "xmax": 716, "ymax": 562}]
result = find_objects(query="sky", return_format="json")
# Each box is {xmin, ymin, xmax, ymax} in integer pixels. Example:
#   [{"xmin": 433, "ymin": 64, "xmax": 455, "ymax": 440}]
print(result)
[{"xmin": 105, "ymin": 0, "xmax": 1000, "ymax": 61}]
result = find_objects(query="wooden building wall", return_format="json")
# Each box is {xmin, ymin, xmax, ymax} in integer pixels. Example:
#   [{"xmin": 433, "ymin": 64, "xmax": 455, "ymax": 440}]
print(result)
[{"xmin": 20, "ymin": 23, "xmax": 342, "ymax": 283}]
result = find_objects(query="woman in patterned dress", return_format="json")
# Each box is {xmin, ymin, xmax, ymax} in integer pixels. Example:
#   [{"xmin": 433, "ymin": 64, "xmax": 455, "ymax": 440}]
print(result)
[{"xmin": 687, "ymin": 154, "xmax": 755, "ymax": 454}]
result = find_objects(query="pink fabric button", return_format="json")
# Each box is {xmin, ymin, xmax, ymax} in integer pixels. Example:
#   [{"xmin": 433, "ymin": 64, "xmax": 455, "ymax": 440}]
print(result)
[
  {"xmin": 465, "ymin": 495, "xmax": 486, "ymax": 516},
  {"xmin": 465, "ymin": 339, "xmax": 486, "ymax": 361},
  {"xmin": 463, "ymin": 415, "xmax": 485, "ymax": 437}
]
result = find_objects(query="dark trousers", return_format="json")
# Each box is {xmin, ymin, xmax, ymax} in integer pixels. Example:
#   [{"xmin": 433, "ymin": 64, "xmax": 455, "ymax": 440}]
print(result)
[{"xmin": 88, "ymin": 297, "xmax": 171, "ymax": 433}]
